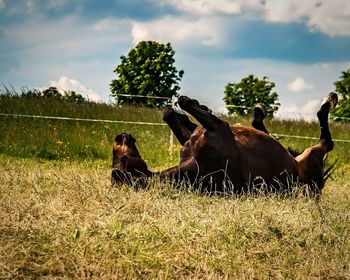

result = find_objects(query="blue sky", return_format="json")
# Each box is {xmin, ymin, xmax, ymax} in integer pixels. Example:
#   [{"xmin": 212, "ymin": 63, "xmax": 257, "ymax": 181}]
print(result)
[{"xmin": 1, "ymin": 0, "xmax": 350, "ymax": 119}]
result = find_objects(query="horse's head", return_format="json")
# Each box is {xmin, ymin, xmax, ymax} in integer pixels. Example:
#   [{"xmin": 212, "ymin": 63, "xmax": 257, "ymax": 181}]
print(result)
[
  {"xmin": 112, "ymin": 133, "xmax": 140, "ymax": 167},
  {"xmin": 112, "ymin": 133, "xmax": 151, "ymax": 186}
]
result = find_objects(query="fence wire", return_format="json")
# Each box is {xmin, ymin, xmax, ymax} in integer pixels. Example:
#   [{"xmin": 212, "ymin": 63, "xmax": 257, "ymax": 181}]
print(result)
[{"xmin": 1, "ymin": 112, "xmax": 349, "ymax": 144}]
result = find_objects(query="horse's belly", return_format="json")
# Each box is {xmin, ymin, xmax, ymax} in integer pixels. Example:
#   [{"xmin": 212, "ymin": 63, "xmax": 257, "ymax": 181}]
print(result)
[{"xmin": 235, "ymin": 134, "xmax": 298, "ymax": 185}]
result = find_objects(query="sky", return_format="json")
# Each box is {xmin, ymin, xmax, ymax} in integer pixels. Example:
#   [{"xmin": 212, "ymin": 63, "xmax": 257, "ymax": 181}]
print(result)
[{"xmin": 1, "ymin": 0, "xmax": 350, "ymax": 119}]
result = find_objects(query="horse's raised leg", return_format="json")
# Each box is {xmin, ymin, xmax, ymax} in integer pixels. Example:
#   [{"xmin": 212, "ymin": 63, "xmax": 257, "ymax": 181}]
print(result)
[
  {"xmin": 251, "ymin": 103, "xmax": 269, "ymax": 134},
  {"xmin": 163, "ymin": 107, "xmax": 197, "ymax": 145},
  {"xmin": 177, "ymin": 96, "xmax": 229, "ymax": 132},
  {"xmin": 251, "ymin": 104, "xmax": 303, "ymax": 157},
  {"xmin": 295, "ymin": 92, "xmax": 338, "ymax": 191},
  {"xmin": 317, "ymin": 92, "xmax": 338, "ymax": 152}
]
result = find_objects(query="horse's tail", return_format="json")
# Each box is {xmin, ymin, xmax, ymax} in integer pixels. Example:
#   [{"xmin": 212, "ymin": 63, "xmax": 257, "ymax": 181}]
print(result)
[{"xmin": 323, "ymin": 154, "xmax": 338, "ymax": 182}]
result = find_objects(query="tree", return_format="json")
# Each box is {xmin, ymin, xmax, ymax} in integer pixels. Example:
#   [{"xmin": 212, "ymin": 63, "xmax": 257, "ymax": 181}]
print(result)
[
  {"xmin": 332, "ymin": 69, "xmax": 350, "ymax": 121},
  {"xmin": 223, "ymin": 74, "xmax": 280, "ymax": 117},
  {"xmin": 64, "ymin": 90, "xmax": 86, "ymax": 104},
  {"xmin": 42, "ymin": 87, "xmax": 62, "ymax": 98},
  {"xmin": 23, "ymin": 87, "xmax": 86, "ymax": 103},
  {"xmin": 110, "ymin": 41, "xmax": 184, "ymax": 107}
]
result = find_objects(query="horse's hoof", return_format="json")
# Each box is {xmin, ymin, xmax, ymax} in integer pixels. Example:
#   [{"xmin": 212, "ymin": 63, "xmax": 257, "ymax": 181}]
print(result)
[
  {"xmin": 199, "ymin": 104, "xmax": 212, "ymax": 113},
  {"xmin": 178, "ymin": 96, "xmax": 200, "ymax": 109},
  {"xmin": 253, "ymin": 103, "xmax": 267, "ymax": 120},
  {"xmin": 163, "ymin": 106, "xmax": 176, "ymax": 122},
  {"xmin": 321, "ymin": 92, "xmax": 338, "ymax": 110}
]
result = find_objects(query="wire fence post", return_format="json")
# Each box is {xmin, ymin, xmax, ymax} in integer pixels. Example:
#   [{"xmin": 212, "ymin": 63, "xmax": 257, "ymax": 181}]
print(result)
[
  {"xmin": 169, "ymin": 95, "xmax": 177, "ymax": 159},
  {"xmin": 169, "ymin": 129, "xmax": 174, "ymax": 159}
]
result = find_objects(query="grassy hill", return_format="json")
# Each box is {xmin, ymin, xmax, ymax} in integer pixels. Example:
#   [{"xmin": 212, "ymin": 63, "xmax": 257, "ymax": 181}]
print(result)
[
  {"xmin": 0, "ymin": 92, "xmax": 349, "ymax": 278},
  {"xmin": 1, "ymin": 92, "xmax": 350, "ymax": 166}
]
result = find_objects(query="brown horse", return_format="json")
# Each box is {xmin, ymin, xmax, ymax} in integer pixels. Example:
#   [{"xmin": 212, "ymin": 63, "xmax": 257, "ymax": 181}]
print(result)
[{"xmin": 111, "ymin": 92, "xmax": 337, "ymax": 194}]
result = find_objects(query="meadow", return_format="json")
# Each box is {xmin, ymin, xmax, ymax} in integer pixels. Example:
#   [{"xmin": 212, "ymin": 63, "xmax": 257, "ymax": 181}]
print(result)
[{"xmin": 0, "ymin": 93, "xmax": 349, "ymax": 278}]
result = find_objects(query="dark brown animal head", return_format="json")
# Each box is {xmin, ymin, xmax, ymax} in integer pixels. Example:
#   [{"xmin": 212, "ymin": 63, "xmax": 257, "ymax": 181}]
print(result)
[
  {"xmin": 111, "ymin": 132, "xmax": 151, "ymax": 186},
  {"xmin": 112, "ymin": 132, "xmax": 139, "ymax": 166}
]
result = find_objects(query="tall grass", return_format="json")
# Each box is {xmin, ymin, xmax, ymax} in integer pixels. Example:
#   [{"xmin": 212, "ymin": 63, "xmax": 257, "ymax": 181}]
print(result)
[{"xmin": 0, "ymin": 157, "xmax": 349, "ymax": 278}]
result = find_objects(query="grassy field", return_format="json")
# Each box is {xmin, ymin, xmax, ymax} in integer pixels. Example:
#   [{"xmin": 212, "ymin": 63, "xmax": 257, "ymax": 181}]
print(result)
[
  {"xmin": 1, "ymin": 157, "xmax": 349, "ymax": 279},
  {"xmin": 1, "ymin": 93, "xmax": 350, "ymax": 278}
]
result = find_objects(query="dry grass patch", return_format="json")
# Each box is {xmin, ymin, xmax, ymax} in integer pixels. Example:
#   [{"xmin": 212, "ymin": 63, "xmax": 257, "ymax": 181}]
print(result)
[{"xmin": 0, "ymin": 157, "xmax": 349, "ymax": 279}]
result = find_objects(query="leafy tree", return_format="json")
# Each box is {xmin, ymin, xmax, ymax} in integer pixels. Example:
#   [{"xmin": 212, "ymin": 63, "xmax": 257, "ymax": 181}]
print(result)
[
  {"xmin": 42, "ymin": 87, "xmax": 62, "ymax": 98},
  {"xmin": 332, "ymin": 69, "xmax": 350, "ymax": 121},
  {"xmin": 22, "ymin": 87, "xmax": 86, "ymax": 104},
  {"xmin": 223, "ymin": 74, "xmax": 280, "ymax": 117},
  {"xmin": 64, "ymin": 91, "xmax": 86, "ymax": 104},
  {"xmin": 110, "ymin": 41, "xmax": 184, "ymax": 107}
]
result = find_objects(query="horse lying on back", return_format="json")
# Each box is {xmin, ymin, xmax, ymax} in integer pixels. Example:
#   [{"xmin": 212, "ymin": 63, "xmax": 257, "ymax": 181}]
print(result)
[{"xmin": 111, "ymin": 92, "xmax": 338, "ymax": 194}]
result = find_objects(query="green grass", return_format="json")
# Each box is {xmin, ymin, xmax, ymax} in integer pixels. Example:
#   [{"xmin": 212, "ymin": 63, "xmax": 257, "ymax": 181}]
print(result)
[
  {"xmin": 1, "ymin": 92, "xmax": 350, "ymax": 166},
  {"xmin": 1, "ymin": 92, "xmax": 350, "ymax": 278},
  {"xmin": 0, "ymin": 92, "xmax": 179, "ymax": 169}
]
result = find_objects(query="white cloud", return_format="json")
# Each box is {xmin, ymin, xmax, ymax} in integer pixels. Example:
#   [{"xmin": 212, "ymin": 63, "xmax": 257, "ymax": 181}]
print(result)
[
  {"xmin": 161, "ymin": 0, "xmax": 350, "ymax": 36},
  {"xmin": 163, "ymin": 0, "xmax": 240, "ymax": 15},
  {"xmin": 302, "ymin": 99, "xmax": 320, "ymax": 116},
  {"xmin": 45, "ymin": 0, "xmax": 68, "ymax": 11},
  {"xmin": 50, "ymin": 76, "xmax": 101, "ymax": 102},
  {"xmin": 93, "ymin": 18, "xmax": 130, "ymax": 32},
  {"xmin": 264, "ymin": 0, "xmax": 350, "ymax": 36},
  {"xmin": 276, "ymin": 99, "xmax": 320, "ymax": 120},
  {"xmin": 160, "ymin": 0, "xmax": 263, "ymax": 16},
  {"xmin": 0, "ymin": 0, "xmax": 5, "ymax": 9},
  {"xmin": 308, "ymin": 0, "xmax": 350, "ymax": 36},
  {"xmin": 264, "ymin": 0, "xmax": 316, "ymax": 23},
  {"xmin": 287, "ymin": 77, "xmax": 313, "ymax": 92},
  {"xmin": 131, "ymin": 16, "xmax": 223, "ymax": 46},
  {"xmin": 26, "ymin": 0, "xmax": 34, "ymax": 13}
]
